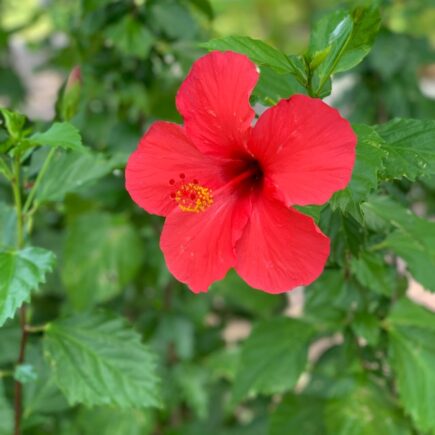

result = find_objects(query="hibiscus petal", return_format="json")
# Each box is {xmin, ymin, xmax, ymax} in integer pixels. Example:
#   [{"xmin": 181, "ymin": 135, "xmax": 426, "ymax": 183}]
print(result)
[
  {"xmin": 235, "ymin": 194, "xmax": 330, "ymax": 293},
  {"xmin": 248, "ymin": 95, "xmax": 357, "ymax": 206},
  {"xmin": 125, "ymin": 121, "xmax": 224, "ymax": 216},
  {"xmin": 160, "ymin": 192, "xmax": 251, "ymax": 293},
  {"xmin": 176, "ymin": 51, "xmax": 259, "ymax": 159}
]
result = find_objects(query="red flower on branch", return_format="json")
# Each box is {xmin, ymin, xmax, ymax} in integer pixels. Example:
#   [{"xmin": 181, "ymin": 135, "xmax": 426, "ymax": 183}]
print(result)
[{"xmin": 126, "ymin": 51, "xmax": 356, "ymax": 294}]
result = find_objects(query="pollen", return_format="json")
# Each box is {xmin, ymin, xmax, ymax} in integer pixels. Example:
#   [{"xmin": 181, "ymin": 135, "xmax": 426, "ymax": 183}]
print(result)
[{"xmin": 174, "ymin": 182, "xmax": 213, "ymax": 213}]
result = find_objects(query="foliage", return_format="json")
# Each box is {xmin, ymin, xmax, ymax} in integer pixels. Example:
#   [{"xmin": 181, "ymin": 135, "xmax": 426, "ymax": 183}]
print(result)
[{"xmin": 0, "ymin": 0, "xmax": 435, "ymax": 434}]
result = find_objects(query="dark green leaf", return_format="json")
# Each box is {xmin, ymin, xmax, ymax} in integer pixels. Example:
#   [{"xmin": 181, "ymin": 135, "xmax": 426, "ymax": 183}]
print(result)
[
  {"xmin": 330, "ymin": 124, "xmax": 386, "ymax": 215},
  {"xmin": 0, "ymin": 381, "xmax": 13, "ymax": 435},
  {"xmin": 0, "ymin": 203, "xmax": 16, "ymax": 248},
  {"xmin": 375, "ymin": 118, "xmax": 435, "ymax": 181},
  {"xmin": 270, "ymin": 394, "xmax": 326, "ymax": 435},
  {"xmin": 351, "ymin": 311, "xmax": 380, "ymax": 346},
  {"xmin": 29, "ymin": 122, "xmax": 83, "ymax": 151},
  {"xmin": 387, "ymin": 298, "xmax": 435, "ymax": 432},
  {"xmin": 62, "ymin": 212, "xmax": 144, "ymax": 309},
  {"xmin": 0, "ymin": 247, "xmax": 56, "ymax": 326},
  {"xmin": 43, "ymin": 312, "xmax": 161, "ymax": 408},
  {"xmin": 232, "ymin": 318, "xmax": 314, "ymax": 403}
]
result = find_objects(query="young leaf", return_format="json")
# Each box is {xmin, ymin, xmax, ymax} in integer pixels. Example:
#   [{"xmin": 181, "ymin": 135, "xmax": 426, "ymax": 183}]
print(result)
[
  {"xmin": 375, "ymin": 118, "xmax": 435, "ymax": 181},
  {"xmin": 308, "ymin": 6, "xmax": 381, "ymax": 96},
  {"xmin": 43, "ymin": 312, "xmax": 161, "ymax": 408},
  {"xmin": 387, "ymin": 299, "xmax": 435, "ymax": 432},
  {"xmin": 62, "ymin": 212, "xmax": 144, "ymax": 309},
  {"xmin": 0, "ymin": 108, "xmax": 26, "ymax": 140},
  {"xmin": 29, "ymin": 122, "xmax": 83, "ymax": 151},
  {"xmin": 232, "ymin": 318, "xmax": 314, "ymax": 403},
  {"xmin": 202, "ymin": 36, "xmax": 307, "ymax": 82},
  {"xmin": 330, "ymin": 124, "xmax": 386, "ymax": 215},
  {"xmin": 0, "ymin": 247, "xmax": 56, "ymax": 326}
]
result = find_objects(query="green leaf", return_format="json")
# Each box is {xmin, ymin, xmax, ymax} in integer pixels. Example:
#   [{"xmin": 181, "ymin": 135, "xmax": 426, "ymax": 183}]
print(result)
[
  {"xmin": 270, "ymin": 394, "xmax": 326, "ymax": 435},
  {"xmin": 188, "ymin": 0, "xmax": 213, "ymax": 19},
  {"xmin": 0, "ymin": 108, "xmax": 25, "ymax": 140},
  {"xmin": 362, "ymin": 196, "xmax": 435, "ymax": 291},
  {"xmin": 62, "ymin": 212, "xmax": 144, "ymax": 309},
  {"xmin": 351, "ymin": 311, "xmax": 380, "ymax": 346},
  {"xmin": 105, "ymin": 16, "xmax": 155, "ymax": 59},
  {"xmin": 351, "ymin": 251, "xmax": 396, "ymax": 296},
  {"xmin": 14, "ymin": 364, "xmax": 38, "ymax": 384},
  {"xmin": 387, "ymin": 298, "xmax": 435, "ymax": 432},
  {"xmin": 308, "ymin": 7, "xmax": 381, "ymax": 96},
  {"xmin": 29, "ymin": 122, "xmax": 83, "ymax": 151},
  {"xmin": 43, "ymin": 312, "xmax": 161, "ymax": 408},
  {"xmin": 0, "ymin": 381, "xmax": 13, "ymax": 435},
  {"xmin": 375, "ymin": 118, "xmax": 435, "ymax": 181},
  {"xmin": 325, "ymin": 377, "xmax": 412, "ymax": 435},
  {"xmin": 35, "ymin": 150, "xmax": 115, "ymax": 202},
  {"xmin": 330, "ymin": 124, "xmax": 386, "ymax": 215},
  {"xmin": 232, "ymin": 318, "xmax": 314, "ymax": 403},
  {"xmin": 202, "ymin": 36, "xmax": 306, "ymax": 81},
  {"xmin": 0, "ymin": 247, "xmax": 56, "ymax": 326},
  {"xmin": 212, "ymin": 269, "xmax": 283, "ymax": 318}
]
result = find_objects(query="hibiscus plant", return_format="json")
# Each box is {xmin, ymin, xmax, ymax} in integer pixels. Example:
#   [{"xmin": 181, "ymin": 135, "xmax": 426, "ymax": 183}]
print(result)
[{"xmin": 1, "ymin": 0, "xmax": 435, "ymax": 434}]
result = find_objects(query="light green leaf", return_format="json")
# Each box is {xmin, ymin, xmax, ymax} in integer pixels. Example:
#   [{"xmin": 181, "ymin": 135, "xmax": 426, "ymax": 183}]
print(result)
[
  {"xmin": 0, "ymin": 381, "xmax": 13, "ymax": 435},
  {"xmin": 105, "ymin": 16, "xmax": 155, "ymax": 59},
  {"xmin": 308, "ymin": 7, "xmax": 381, "ymax": 96},
  {"xmin": 202, "ymin": 36, "xmax": 306, "ymax": 81},
  {"xmin": 43, "ymin": 312, "xmax": 161, "ymax": 408},
  {"xmin": 0, "ymin": 108, "xmax": 25, "ymax": 140},
  {"xmin": 362, "ymin": 196, "xmax": 435, "ymax": 291},
  {"xmin": 325, "ymin": 377, "xmax": 412, "ymax": 435},
  {"xmin": 270, "ymin": 394, "xmax": 325, "ymax": 435},
  {"xmin": 232, "ymin": 318, "xmax": 314, "ymax": 403},
  {"xmin": 387, "ymin": 298, "xmax": 435, "ymax": 432},
  {"xmin": 14, "ymin": 364, "xmax": 38, "ymax": 384},
  {"xmin": 62, "ymin": 212, "xmax": 144, "ymax": 309},
  {"xmin": 0, "ymin": 247, "xmax": 56, "ymax": 326},
  {"xmin": 29, "ymin": 122, "xmax": 83, "ymax": 151},
  {"xmin": 375, "ymin": 118, "xmax": 435, "ymax": 181},
  {"xmin": 35, "ymin": 150, "xmax": 115, "ymax": 202},
  {"xmin": 330, "ymin": 124, "xmax": 386, "ymax": 215}
]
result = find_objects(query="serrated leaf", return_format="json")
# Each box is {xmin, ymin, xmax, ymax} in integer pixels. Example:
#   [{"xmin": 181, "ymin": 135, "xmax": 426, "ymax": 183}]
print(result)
[
  {"xmin": 270, "ymin": 394, "xmax": 326, "ymax": 435},
  {"xmin": 308, "ymin": 7, "xmax": 381, "ymax": 96},
  {"xmin": 43, "ymin": 312, "xmax": 161, "ymax": 408},
  {"xmin": 35, "ymin": 150, "xmax": 115, "ymax": 202},
  {"xmin": 330, "ymin": 124, "xmax": 386, "ymax": 215},
  {"xmin": 362, "ymin": 196, "xmax": 435, "ymax": 291},
  {"xmin": 62, "ymin": 212, "xmax": 144, "ymax": 309},
  {"xmin": 232, "ymin": 318, "xmax": 314, "ymax": 403},
  {"xmin": 375, "ymin": 118, "xmax": 435, "ymax": 181},
  {"xmin": 105, "ymin": 16, "xmax": 155, "ymax": 59},
  {"xmin": 387, "ymin": 299, "xmax": 435, "ymax": 432},
  {"xmin": 202, "ymin": 36, "xmax": 306, "ymax": 81},
  {"xmin": 29, "ymin": 122, "xmax": 83, "ymax": 151},
  {"xmin": 0, "ymin": 247, "xmax": 56, "ymax": 326},
  {"xmin": 325, "ymin": 377, "xmax": 412, "ymax": 435}
]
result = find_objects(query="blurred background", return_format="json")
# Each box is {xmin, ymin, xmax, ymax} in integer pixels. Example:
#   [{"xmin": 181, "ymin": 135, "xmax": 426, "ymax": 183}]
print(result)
[{"xmin": 1, "ymin": 0, "xmax": 435, "ymax": 434}]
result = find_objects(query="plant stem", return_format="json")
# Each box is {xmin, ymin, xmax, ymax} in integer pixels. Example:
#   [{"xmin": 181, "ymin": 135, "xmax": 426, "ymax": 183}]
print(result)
[
  {"xmin": 23, "ymin": 147, "xmax": 56, "ymax": 214},
  {"xmin": 11, "ymin": 156, "xmax": 26, "ymax": 435}
]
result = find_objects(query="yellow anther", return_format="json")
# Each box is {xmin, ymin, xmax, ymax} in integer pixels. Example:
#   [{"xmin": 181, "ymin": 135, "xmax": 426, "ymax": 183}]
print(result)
[{"xmin": 175, "ymin": 182, "xmax": 213, "ymax": 213}]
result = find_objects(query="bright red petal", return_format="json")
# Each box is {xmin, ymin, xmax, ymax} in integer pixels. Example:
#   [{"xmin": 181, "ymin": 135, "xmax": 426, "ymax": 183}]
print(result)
[
  {"xmin": 160, "ymin": 192, "xmax": 251, "ymax": 293},
  {"xmin": 125, "ymin": 121, "xmax": 224, "ymax": 216},
  {"xmin": 176, "ymin": 51, "xmax": 259, "ymax": 159},
  {"xmin": 235, "ymin": 193, "xmax": 330, "ymax": 293},
  {"xmin": 248, "ymin": 95, "xmax": 357, "ymax": 206}
]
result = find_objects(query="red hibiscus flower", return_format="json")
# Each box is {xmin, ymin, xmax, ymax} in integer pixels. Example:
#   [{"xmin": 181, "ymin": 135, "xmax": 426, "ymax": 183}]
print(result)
[{"xmin": 126, "ymin": 51, "xmax": 356, "ymax": 294}]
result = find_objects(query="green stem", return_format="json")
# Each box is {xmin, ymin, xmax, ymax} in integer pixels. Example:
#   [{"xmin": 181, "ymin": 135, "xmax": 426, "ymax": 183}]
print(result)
[
  {"xmin": 12, "ymin": 157, "xmax": 24, "ymax": 249},
  {"xmin": 23, "ymin": 148, "xmax": 56, "ymax": 214}
]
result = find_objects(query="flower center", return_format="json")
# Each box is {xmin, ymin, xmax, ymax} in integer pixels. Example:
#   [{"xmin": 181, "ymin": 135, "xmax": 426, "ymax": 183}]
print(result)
[{"xmin": 169, "ymin": 174, "xmax": 213, "ymax": 213}]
